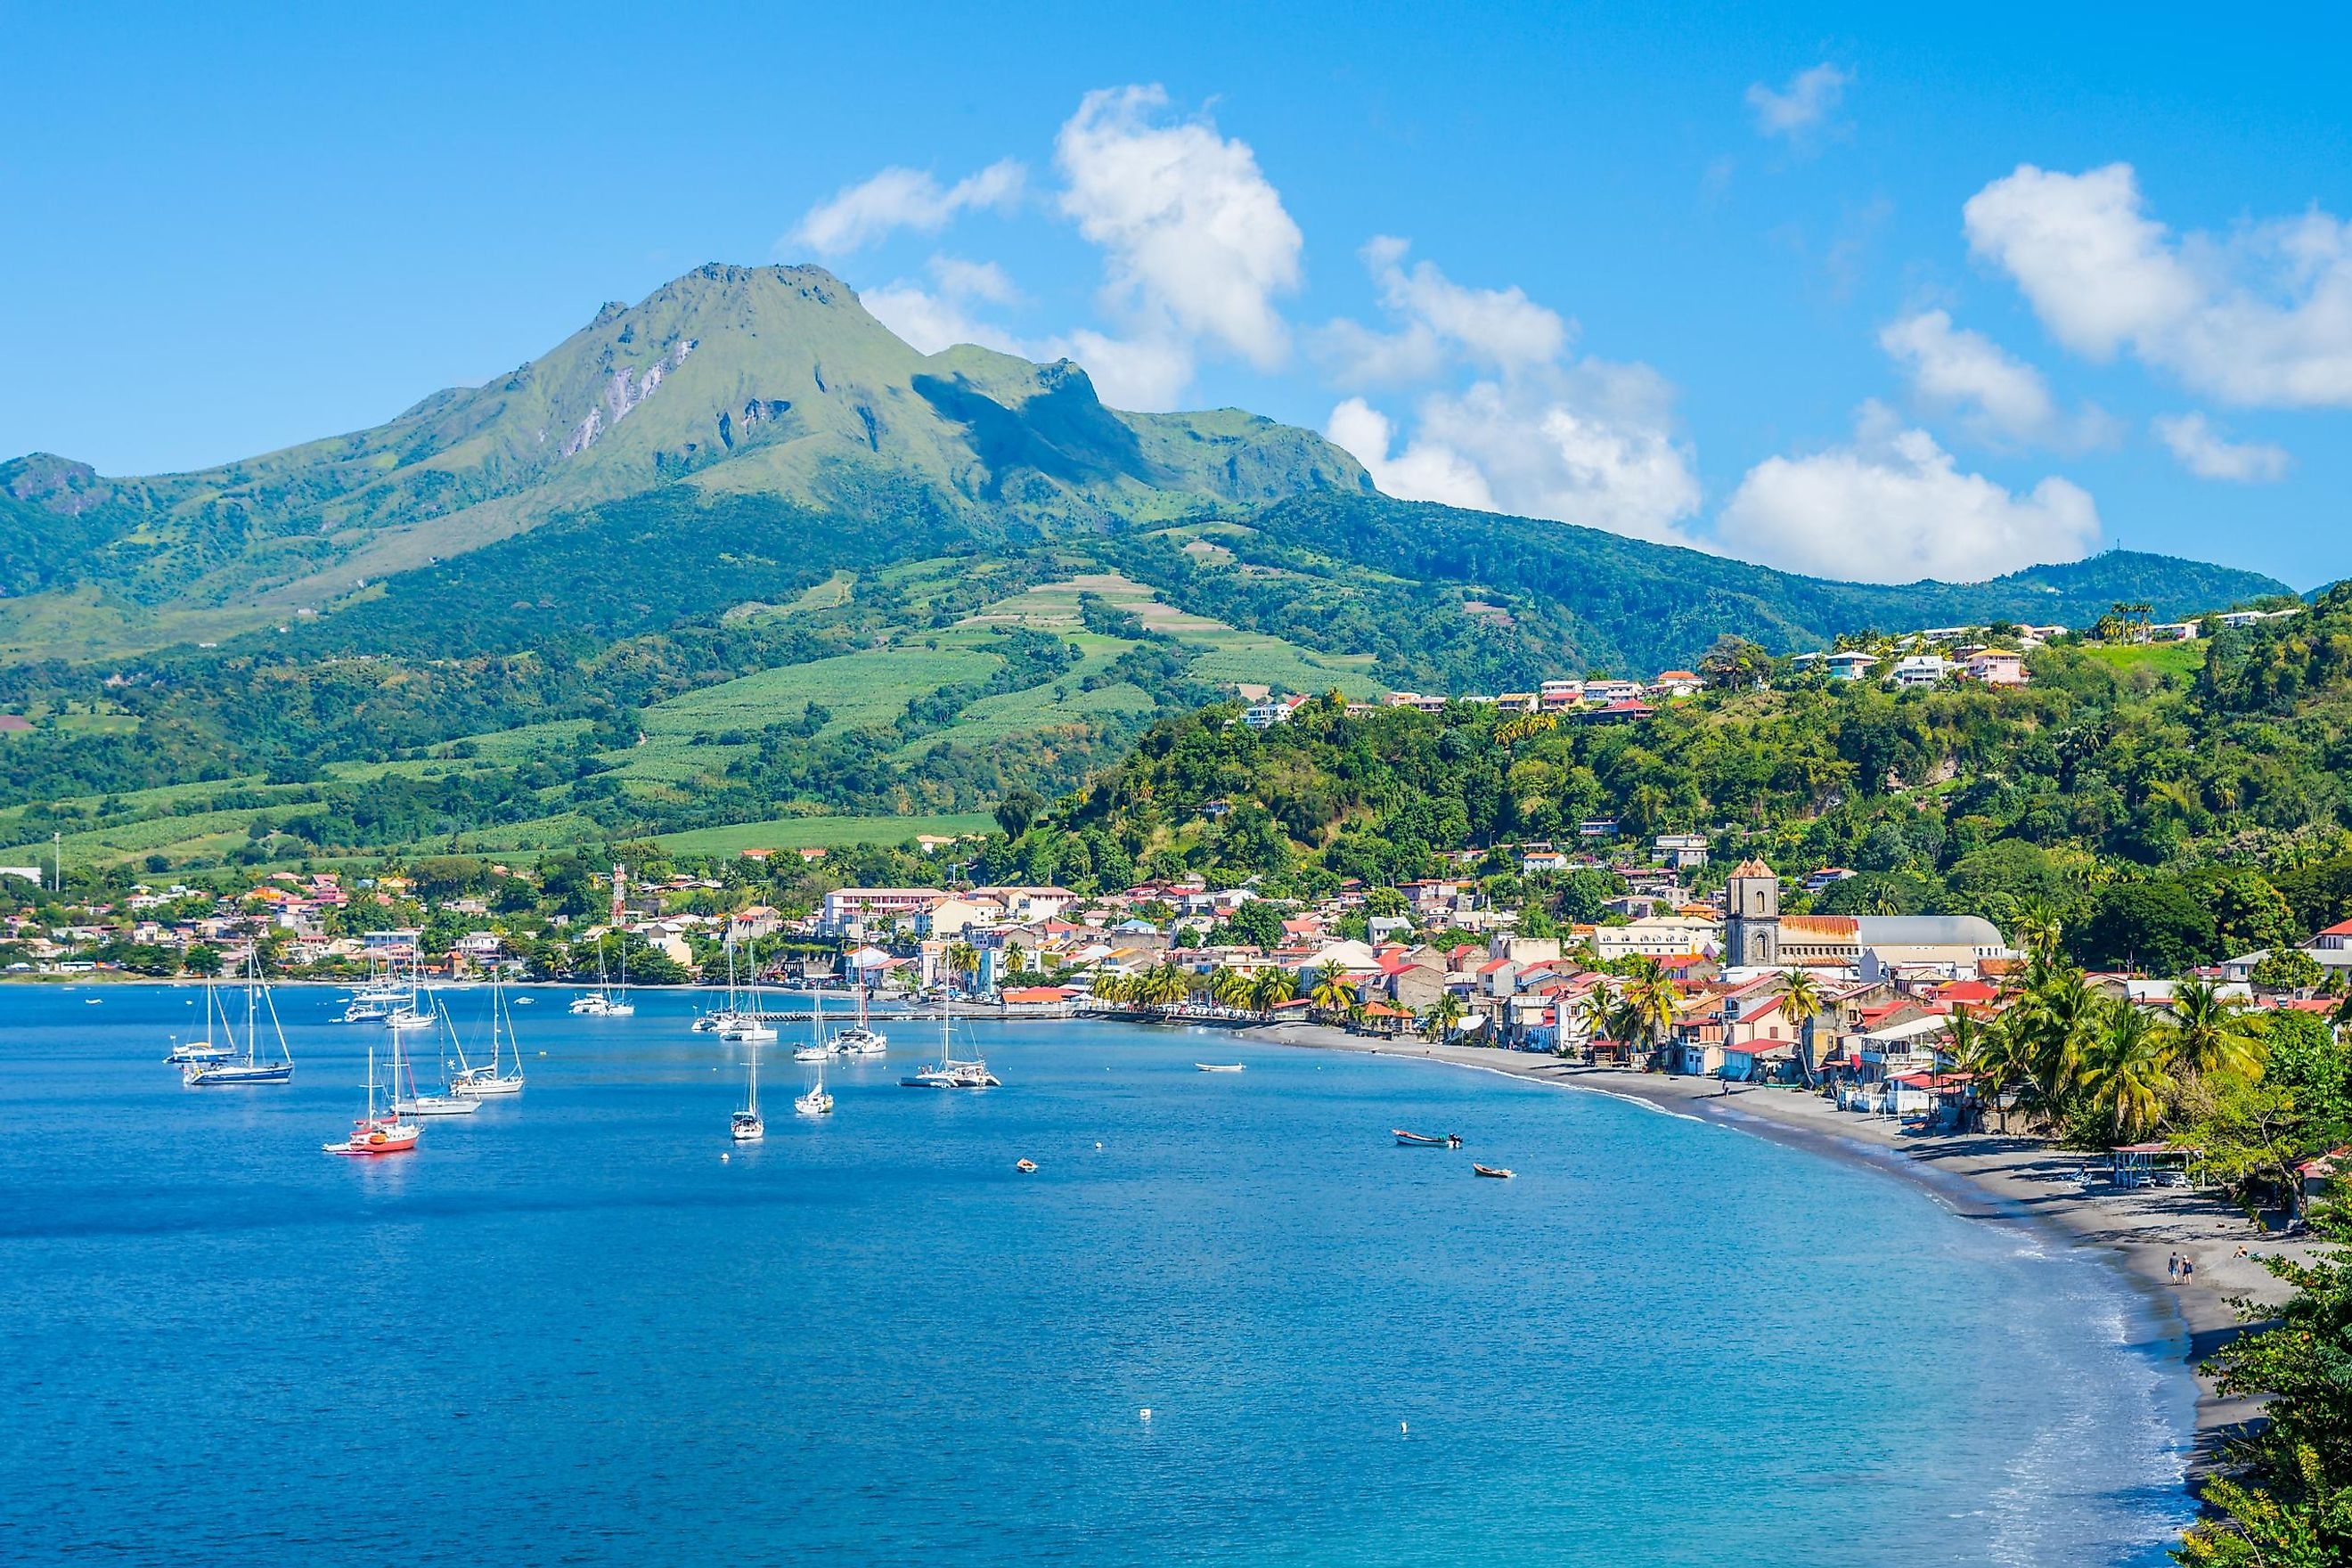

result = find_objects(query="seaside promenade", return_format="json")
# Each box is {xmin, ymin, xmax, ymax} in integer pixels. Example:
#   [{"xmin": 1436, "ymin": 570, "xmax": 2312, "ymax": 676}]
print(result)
[{"xmin": 1242, "ymin": 1018, "xmax": 2322, "ymax": 1468}]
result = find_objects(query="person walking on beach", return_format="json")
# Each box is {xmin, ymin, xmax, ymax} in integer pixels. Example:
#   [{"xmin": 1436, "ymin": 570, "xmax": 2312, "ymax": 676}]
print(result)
[
  {"xmin": 2181, "ymin": 1255, "xmax": 2194, "ymax": 1286},
  {"xmin": 2168, "ymin": 1252, "xmax": 2180, "ymax": 1283}
]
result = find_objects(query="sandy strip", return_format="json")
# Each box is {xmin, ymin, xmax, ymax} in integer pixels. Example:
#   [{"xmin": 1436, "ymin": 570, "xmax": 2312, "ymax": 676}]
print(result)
[{"xmin": 1239, "ymin": 1020, "xmax": 2320, "ymax": 1474}]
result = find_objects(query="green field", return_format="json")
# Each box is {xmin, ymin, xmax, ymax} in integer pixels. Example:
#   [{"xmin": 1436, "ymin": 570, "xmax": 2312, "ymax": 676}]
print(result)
[
  {"xmin": 2079, "ymin": 641, "xmax": 2207, "ymax": 684},
  {"xmin": 650, "ymin": 813, "xmax": 996, "ymax": 856}
]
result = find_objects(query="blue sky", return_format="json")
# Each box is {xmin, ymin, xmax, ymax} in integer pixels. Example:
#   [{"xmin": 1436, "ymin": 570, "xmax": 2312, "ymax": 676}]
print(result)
[{"xmin": 4, "ymin": 2, "xmax": 2348, "ymax": 586}]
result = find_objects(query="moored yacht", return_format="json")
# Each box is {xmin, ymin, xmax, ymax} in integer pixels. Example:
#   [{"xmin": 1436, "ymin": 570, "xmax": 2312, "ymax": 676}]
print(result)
[
  {"xmin": 899, "ymin": 996, "xmax": 999, "ymax": 1089},
  {"xmin": 448, "ymin": 971, "xmax": 527, "ymax": 1098},
  {"xmin": 830, "ymin": 976, "xmax": 886, "ymax": 1056},
  {"xmin": 731, "ymin": 1037, "xmax": 764, "ymax": 1142},
  {"xmin": 182, "ymin": 956, "xmax": 296, "ymax": 1086},
  {"xmin": 323, "ymin": 1043, "xmax": 421, "ymax": 1156}
]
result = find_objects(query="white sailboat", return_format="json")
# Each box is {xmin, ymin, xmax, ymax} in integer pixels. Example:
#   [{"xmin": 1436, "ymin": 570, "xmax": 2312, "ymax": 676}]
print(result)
[
  {"xmin": 791, "ymin": 988, "xmax": 833, "ymax": 1061},
  {"xmin": 570, "ymin": 942, "xmax": 636, "ymax": 1017},
  {"xmin": 383, "ymin": 955, "xmax": 434, "ymax": 1032},
  {"xmin": 731, "ymin": 1036, "xmax": 764, "ymax": 1142},
  {"xmin": 831, "ymin": 974, "xmax": 886, "ymax": 1056},
  {"xmin": 718, "ymin": 936, "xmax": 776, "ymax": 1043},
  {"xmin": 693, "ymin": 938, "xmax": 742, "ymax": 1033},
  {"xmin": 450, "ymin": 971, "xmax": 527, "ymax": 1098},
  {"xmin": 391, "ymin": 1001, "xmax": 480, "ymax": 1116},
  {"xmin": 181, "ymin": 954, "xmax": 296, "ymax": 1085},
  {"xmin": 899, "ymin": 992, "xmax": 999, "ymax": 1089}
]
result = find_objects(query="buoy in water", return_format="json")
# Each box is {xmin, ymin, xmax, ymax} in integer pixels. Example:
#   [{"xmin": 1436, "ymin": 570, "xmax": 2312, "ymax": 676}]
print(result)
[
  {"xmin": 1139, "ymin": 1408, "xmax": 1153, "ymax": 1421},
  {"xmin": 721, "ymin": 1153, "xmax": 730, "ymax": 1163},
  {"xmin": 1401, "ymin": 1421, "xmax": 1409, "ymax": 1435}
]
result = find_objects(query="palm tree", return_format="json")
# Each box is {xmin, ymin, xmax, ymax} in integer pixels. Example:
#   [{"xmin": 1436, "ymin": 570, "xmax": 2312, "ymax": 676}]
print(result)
[
  {"xmin": 2009, "ymin": 964, "xmax": 2103, "ymax": 1126},
  {"xmin": 1308, "ymin": 961, "xmax": 1354, "ymax": 1019},
  {"xmin": 1777, "ymin": 968, "xmax": 1824, "ymax": 1079},
  {"xmin": 1003, "ymin": 942, "xmax": 1028, "ymax": 980},
  {"xmin": 1092, "ymin": 971, "xmax": 1131, "ymax": 1008},
  {"xmin": 946, "ymin": 940, "xmax": 979, "ymax": 995},
  {"xmin": 1249, "ymin": 966, "xmax": 1295, "ymax": 1018},
  {"xmin": 1422, "ymin": 991, "xmax": 1468, "ymax": 1045},
  {"xmin": 1621, "ymin": 958, "xmax": 1682, "ymax": 1068},
  {"xmin": 1206, "ymin": 965, "xmax": 1252, "ymax": 1016},
  {"xmin": 1946, "ymin": 1003, "xmax": 2018, "ymax": 1132},
  {"xmin": 1138, "ymin": 962, "xmax": 1191, "ymax": 1017},
  {"xmin": 2168, "ymin": 977, "xmax": 2262, "ymax": 1082},
  {"xmin": 2079, "ymin": 998, "xmax": 2176, "ymax": 1143},
  {"xmin": 2012, "ymin": 907, "xmax": 2063, "ymax": 967},
  {"xmin": 1574, "ymin": 989, "xmax": 1619, "ymax": 1059}
]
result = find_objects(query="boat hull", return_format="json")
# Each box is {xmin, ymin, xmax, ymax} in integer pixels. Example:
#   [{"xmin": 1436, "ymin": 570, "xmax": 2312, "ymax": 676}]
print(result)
[{"xmin": 184, "ymin": 1063, "xmax": 294, "ymax": 1086}]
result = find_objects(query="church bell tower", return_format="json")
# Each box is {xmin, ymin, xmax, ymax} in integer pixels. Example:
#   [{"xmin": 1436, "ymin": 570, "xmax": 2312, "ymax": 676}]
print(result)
[{"xmin": 1725, "ymin": 859, "xmax": 1781, "ymax": 968}]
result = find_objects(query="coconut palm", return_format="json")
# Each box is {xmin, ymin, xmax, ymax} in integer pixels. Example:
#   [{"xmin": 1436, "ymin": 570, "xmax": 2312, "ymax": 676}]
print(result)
[
  {"xmin": 1422, "ymin": 991, "xmax": 1468, "ymax": 1045},
  {"xmin": 1249, "ymin": 965, "xmax": 1296, "ymax": 1017},
  {"xmin": 2012, "ymin": 907, "xmax": 2064, "ymax": 967},
  {"xmin": 1003, "ymin": 942, "xmax": 1029, "ymax": 981},
  {"xmin": 1777, "ymin": 968, "xmax": 1824, "ymax": 1079},
  {"xmin": 2079, "ymin": 999, "xmax": 2177, "ymax": 1143},
  {"xmin": 2168, "ymin": 977, "xmax": 2262, "ymax": 1083},
  {"xmin": 1138, "ymin": 962, "xmax": 1191, "ymax": 1016},
  {"xmin": 1945, "ymin": 1003, "xmax": 2019, "ymax": 1132},
  {"xmin": 1206, "ymin": 965, "xmax": 1253, "ymax": 1015},
  {"xmin": 946, "ymin": 940, "xmax": 980, "ymax": 994},
  {"xmin": 2008, "ymin": 964, "xmax": 2103, "ymax": 1125},
  {"xmin": 1308, "ymin": 961, "xmax": 1355, "ymax": 1018},
  {"xmin": 1573, "ymin": 989, "xmax": 1620, "ymax": 1058},
  {"xmin": 1092, "ymin": 971, "xmax": 1131, "ymax": 1007},
  {"xmin": 1621, "ymin": 958, "xmax": 1682, "ymax": 1066}
]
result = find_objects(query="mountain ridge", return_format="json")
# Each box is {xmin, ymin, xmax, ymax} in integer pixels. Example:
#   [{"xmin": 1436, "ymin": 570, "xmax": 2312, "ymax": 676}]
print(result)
[{"xmin": 0, "ymin": 261, "xmax": 2299, "ymax": 675}]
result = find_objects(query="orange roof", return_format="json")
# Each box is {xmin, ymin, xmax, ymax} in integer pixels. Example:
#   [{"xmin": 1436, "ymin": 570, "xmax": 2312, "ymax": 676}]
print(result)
[{"xmin": 1000, "ymin": 986, "xmax": 1074, "ymax": 1003}]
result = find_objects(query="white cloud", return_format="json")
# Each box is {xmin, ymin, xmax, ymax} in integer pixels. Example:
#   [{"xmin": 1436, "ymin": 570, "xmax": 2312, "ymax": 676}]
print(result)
[
  {"xmin": 1327, "ymin": 366, "xmax": 1704, "ymax": 547},
  {"xmin": 788, "ymin": 159, "xmax": 1026, "ymax": 257},
  {"xmin": 2152, "ymin": 412, "xmax": 2291, "ymax": 483},
  {"xmin": 1315, "ymin": 243, "xmax": 1701, "ymax": 543},
  {"xmin": 1327, "ymin": 397, "xmax": 1497, "ymax": 512},
  {"xmin": 861, "ymin": 256, "xmax": 1032, "ymax": 356},
  {"xmin": 1877, "ymin": 308, "xmax": 2118, "ymax": 449},
  {"xmin": 1722, "ymin": 404, "xmax": 2100, "ymax": 582},
  {"xmin": 1045, "ymin": 329, "xmax": 1195, "ymax": 410},
  {"xmin": 1053, "ymin": 85, "xmax": 1303, "ymax": 374},
  {"xmin": 1316, "ymin": 236, "xmax": 1567, "ymax": 385},
  {"xmin": 1964, "ymin": 161, "xmax": 2352, "ymax": 407},
  {"xmin": 1745, "ymin": 64, "xmax": 1851, "ymax": 139}
]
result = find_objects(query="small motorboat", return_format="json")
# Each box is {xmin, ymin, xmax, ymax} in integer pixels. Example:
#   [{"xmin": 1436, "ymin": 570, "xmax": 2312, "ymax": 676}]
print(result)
[
  {"xmin": 1195, "ymin": 1062, "xmax": 1245, "ymax": 1073},
  {"xmin": 1472, "ymin": 1164, "xmax": 1515, "ymax": 1180},
  {"xmin": 1015, "ymin": 1158, "xmax": 1038, "ymax": 1173},
  {"xmin": 1393, "ymin": 1129, "xmax": 1462, "ymax": 1148}
]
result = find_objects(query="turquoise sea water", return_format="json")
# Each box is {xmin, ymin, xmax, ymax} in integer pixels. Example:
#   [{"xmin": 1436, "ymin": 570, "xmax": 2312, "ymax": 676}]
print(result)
[{"xmin": 1, "ymin": 984, "xmax": 2195, "ymax": 1565}]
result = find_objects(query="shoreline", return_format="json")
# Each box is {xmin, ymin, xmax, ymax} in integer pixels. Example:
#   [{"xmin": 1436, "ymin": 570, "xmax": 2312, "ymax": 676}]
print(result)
[{"xmin": 1237, "ymin": 1019, "xmax": 2317, "ymax": 1479}]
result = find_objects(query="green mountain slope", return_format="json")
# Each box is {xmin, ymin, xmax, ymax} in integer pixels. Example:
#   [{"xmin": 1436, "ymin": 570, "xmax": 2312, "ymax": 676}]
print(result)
[{"xmin": 0, "ymin": 264, "xmax": 1371, "ymax": 651}]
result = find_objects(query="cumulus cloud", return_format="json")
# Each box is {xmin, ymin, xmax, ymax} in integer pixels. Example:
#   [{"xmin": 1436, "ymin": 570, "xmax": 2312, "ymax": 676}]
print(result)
[
  {"xmin": 1054, "ymin": 85, "xmax": 1303, "ymax": 375},
  {"xmin": 861, "ymin": 256, "xmax": 1031, "ymax": 356},
  {"xmin": 2152, "ymin": 412, "xmax": 2292, "ymax": 483},
  {"xmin": 1964, "ymin": 161, "xmax": 2352, "ymax": 407},
  {"xmin": 1327, "ymin": 364, "xmax": 1704, "ymax": 547},
  {"xmin": 1316, "ymin": 237, "xmax": 1567, "ymax": 384},
  {"xmin": 788, "ymin": 159, "xmax": 1026, "ymax": 256},
  {"xmin": 1878, "ymin": 308, "xmax": 2118, "ymax": 448},
  {"xmin": 1043, "ymin": 329, "xmax": 1196, "ymax": 410},
  {"xmin": 1721, "ymin": 404, "xmax": 2100, "ymax": 583},
  {"xmin": 1318, "ymin": 243, "xmax": 1702, "ymax": 543},
  {"xmin": 1746, "ymin": 63, "xmax": 1851, "ymax": 139}
]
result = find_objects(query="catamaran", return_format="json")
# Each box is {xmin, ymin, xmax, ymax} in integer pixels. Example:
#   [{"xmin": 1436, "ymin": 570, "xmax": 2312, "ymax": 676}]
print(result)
[
  {"xmin": 831, "ymin": 976, "xmax": 886, "ymax": 1056},
  {"xmin": 181, "ymin": 955, "xmax": 295, "ymax": 1085},
  {"xmin": 731, "ymin": 1037, "xmax": 764, "ymax": 1142},
  {"xmin": 791, "ymin": 989, "xmax": 833, "ymax": 1061},
  {"xmin": 899, "ymin": 994, "xmax": 999, "ymax": 1089},
  {"xmin": 449, "ymin": 971, "xmax": 527, "ymax": 1098},
  {"xmin": 323, "ymin": 1042, "xmax": 421, "ymax": 1156}
]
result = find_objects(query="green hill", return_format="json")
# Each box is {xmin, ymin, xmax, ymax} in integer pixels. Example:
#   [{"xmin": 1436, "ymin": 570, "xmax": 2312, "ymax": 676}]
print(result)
[{"xmin": 0, "ymin": 258, "xmax": 2306, "ymax": 869}]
